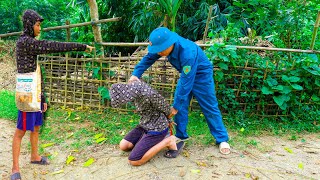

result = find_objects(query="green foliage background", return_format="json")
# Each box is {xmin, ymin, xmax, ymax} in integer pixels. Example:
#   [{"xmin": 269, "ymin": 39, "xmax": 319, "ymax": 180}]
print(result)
[
  {"xmin": 0, "ymin": 0, "xmax": 319, "ymax": 121},
  {"xmin": 1, "ymin": 1, "xmax": 319, "ymax": 50}
]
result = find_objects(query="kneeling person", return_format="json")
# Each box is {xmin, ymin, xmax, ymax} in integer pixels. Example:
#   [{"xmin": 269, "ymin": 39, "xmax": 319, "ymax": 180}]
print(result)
[{"xmin": 110, "ymin": 81, "xmax": 184, "ymax": 166}]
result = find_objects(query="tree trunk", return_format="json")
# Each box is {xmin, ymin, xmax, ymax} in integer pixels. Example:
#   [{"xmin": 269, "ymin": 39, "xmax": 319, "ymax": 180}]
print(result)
[{"xmin": 87, "ymin": 0, "xmax": 104, "ymax": 57}]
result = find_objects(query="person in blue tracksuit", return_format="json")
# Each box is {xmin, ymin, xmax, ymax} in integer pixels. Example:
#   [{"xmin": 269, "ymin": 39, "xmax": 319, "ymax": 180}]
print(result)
[{"xmin": 129, "ymin": 27, "xmax": 230, "ymax": 155}]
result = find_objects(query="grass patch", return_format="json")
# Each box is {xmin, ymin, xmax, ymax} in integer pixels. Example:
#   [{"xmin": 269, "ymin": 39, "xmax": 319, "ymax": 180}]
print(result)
[
  {"xmin": 224, "ymin": 110, "xmax": 320, "ymax": 135},
  {"xmin": 187, "ymin": 112, "xmax": 214, "ymax": 146},
  {"xmin": 38, "ymin": 107, "xmax": 140, "ymax": 152},
  {"xmin": 0, "ymin": 90, "xmax": 17, "ymax": 120},
  {"xmin": 0, "ymin": 90, "xmax": 318, "ymax": 152}
]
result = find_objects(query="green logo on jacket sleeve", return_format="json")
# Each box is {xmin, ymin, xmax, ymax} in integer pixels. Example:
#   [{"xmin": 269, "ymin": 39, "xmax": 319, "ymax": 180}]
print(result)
[{"xmin": 183, "ymin": 66, "xmax": 191, "ymax": 75}]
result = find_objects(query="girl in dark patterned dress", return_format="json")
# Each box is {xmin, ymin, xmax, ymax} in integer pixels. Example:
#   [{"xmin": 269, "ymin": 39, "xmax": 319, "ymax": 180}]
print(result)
[
  {"xmin": 11, "ymin": 9, "xmax": 94, "ymax": 180},
  {"xmin": 110, "ymin": 81, "xmax": 184, "ymax": 166}
]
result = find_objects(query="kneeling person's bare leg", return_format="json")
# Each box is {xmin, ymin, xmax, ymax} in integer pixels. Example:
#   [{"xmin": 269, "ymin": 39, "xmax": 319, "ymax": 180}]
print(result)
[{"xmin": 119, "ymin": 139, "xmax": 134, "ymax": 151}]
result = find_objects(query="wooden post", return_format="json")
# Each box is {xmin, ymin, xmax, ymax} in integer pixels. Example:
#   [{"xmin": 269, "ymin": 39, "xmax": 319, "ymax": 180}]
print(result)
[
  {"xmin": 64, "ymin": 57, "xmax": 69, "ymax": 108},
  {"xmin": 87, "ymin": 0, "xmax": 104, "ymax": 57},
  {"xmin": 81, "ymin": 57, "xmax": 85, "ymax": 110},
  {"xmin": 163, "ymin": 15, "xmax": 168, "ymax": 27},
  {"xmin": 73, "ymin": 59, "xmax": 77, "ymax": 109},
  {"xmin": 203, "ymin": 5, "xmax": 214, "ymax": 44},
  {"xmin": 310, "ymin": 11, "xmax": 320, "ymax": 50},
  {"xmin": 66, "ymin": 20, "xmax": 71, "ymax": 42},
  {"xmin": 66, "ymin": 20, "xmax": 71, "ymax": 58}
]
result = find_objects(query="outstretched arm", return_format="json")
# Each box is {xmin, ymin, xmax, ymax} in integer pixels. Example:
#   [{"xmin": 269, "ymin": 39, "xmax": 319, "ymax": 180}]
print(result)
[
  {"xmin": 130, "ymin": 53, "xmax": 160, "ymax": 82},
  {"xmin": 25, "ymin": 37, "xmax": 89, "ymax": 55}
]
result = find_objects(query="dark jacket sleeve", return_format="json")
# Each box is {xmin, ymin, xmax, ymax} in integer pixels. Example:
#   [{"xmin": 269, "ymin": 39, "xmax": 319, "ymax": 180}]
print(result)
[
  {"xmin": 132, "ymin": 53, "xmax": 160, "ymax": 78},
  {"xmin": 26, "ymin": 37, "xmax": 87, "ymax": 55}
]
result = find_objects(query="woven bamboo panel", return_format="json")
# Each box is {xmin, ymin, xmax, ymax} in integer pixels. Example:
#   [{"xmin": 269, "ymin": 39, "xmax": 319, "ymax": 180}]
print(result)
[
  {"xmin": 38, "ymin": 54, "xmax": 319, "ymax": 116},
  {"xmin": 38, "ymin": 54, "xmax": 177, "ymax": 110}
]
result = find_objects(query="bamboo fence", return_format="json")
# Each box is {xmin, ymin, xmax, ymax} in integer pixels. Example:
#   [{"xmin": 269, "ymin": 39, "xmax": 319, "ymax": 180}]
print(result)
[
  {"xmin": 38, "ymin": 54, "xmax": 176, "ymax": 111},
  {"xmin": 38, "ymin": 48, "xmax": 320, "ymax": 117}
]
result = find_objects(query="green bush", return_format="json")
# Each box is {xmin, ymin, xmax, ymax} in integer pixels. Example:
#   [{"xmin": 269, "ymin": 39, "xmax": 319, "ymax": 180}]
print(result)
[
  {"xmin": 0, "ymin": 90, "xmax": 18, "ymax": 120},
  {"xmin": 205, "ymin": 42, "xmax": 320, "ymax": 117}
]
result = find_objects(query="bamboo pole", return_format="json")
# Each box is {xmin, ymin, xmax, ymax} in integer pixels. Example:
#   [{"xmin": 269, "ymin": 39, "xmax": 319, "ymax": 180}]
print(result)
[
  {"xmin": 118, "ymin": 52, "xmax": 121, "ymax": 83},
  {"xmin": 310, "ymin": 11, "xmax": 320, "ymax": 50},
  {"xmin": 0, "ymin": 17, "xmax": 121, "ymax": 38},
  {"xmin": 64, "ymin": 57, "xmax": 69, "ymax": 107},
  {"xmin": 87, "ymin": 0, "xmax": 104, "ymax": 58},
  {"xmin": 99, "ymin": 42, "xmax": 150, "ymax": 46},
  {"xmin": 89, "ymin": 58, "xmax": 94, "ymax": 107},
  {"xmin": 98, "ymin": 43, "xmax": 320, "ymax": 54},
  {"xmin": 49, "ymin": 58, "xmax": 53, "ymax": 104},
  {"xmin": 81, "ymin": 59, "xmax": 85, "ymax": 110},
  {"xmin": 99, "ymin": 56, "xmax": 102, "ymax": 110},
  {"xmin": 72, "ymin": 59, "xmax": 78, "ymax": 109},
  {"xmin": 66, "ymin": 20, "xmax": 71, "ymax": 42},
  {"xmin": 236, "ymin": 59, "xmax": 249, "ymax": 97},
  {"xmin": 128, "ymin": 54, "xmax": 132, "ymax": 82},
  {"xmin": 203, "ymin": 5, "xmax": 213, "ymax": 44},
  {"xmin": 260, "ymin": 60, "xmax": 269, "ymax": 113},
  {"xmin": 65, "ymin": 20, "xmax": 71, "ymax": 58}
]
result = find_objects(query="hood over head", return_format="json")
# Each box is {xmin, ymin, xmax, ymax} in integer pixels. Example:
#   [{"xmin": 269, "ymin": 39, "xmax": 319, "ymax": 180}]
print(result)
[
  {"xmin": 110, "ymin": 82, "xmax": 142, "ymax": 108},
  {"xmin": 22, "ymin": 9, "xmax": 44, "ymax": 37}
]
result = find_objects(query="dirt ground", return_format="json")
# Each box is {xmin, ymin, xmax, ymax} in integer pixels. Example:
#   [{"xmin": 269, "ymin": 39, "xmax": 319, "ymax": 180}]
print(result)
[
  {"xmin": 1, "ymin": 119, "xmax": 319, "ymax": 180},
  {"xmin": 0, "ymin": 58, "xmax": 16, "ymax": 92}
]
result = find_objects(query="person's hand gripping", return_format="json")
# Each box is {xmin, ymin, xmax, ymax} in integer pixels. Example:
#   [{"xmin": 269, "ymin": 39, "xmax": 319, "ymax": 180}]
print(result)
[
  {"xmin": 168, "ymin": 107, "xmax": 178, "ymax": 119},
  {"xmin": 128, "ymin": 75, "xmax": 140, "ymax": 84},
  {"xmin": 85, "ymin": 45, "xmax": 95, "ymax": 53}
]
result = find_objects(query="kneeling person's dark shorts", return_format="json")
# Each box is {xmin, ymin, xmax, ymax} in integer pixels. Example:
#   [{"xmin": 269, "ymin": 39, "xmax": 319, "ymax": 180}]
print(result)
[{"xmin": 124, "ymin": 126, "xmax": 168, "ymax": 161}]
